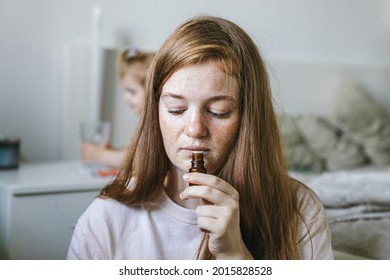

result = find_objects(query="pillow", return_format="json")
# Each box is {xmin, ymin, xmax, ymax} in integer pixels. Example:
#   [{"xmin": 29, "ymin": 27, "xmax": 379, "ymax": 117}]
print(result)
[
  {"xmin": 294, "ymin": 114, "xmax": 366, "ymax": 171},
  {"xmin": 277, "ymin": 114, "xmax": 324, "ymax": 172},
  {"xmin": 333, "ymin": 77, "xmax": 390, "ymax": 165}
]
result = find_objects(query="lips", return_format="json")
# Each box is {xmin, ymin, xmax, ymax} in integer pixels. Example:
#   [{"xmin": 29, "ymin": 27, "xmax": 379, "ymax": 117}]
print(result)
[{"xmin": 181, "ymin": 146, "xmax": 210, "ymax": 152}]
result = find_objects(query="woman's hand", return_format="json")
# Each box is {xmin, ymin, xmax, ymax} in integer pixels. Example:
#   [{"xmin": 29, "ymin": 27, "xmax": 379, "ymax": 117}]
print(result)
[{"xmin": 180, "ymin": 172, "xmax": 253, "ymax": 260}]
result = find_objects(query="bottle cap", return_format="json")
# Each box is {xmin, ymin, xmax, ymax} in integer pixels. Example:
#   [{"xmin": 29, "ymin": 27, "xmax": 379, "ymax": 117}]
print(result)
[{"xmin": 192, "ymin": 152, "xmax": 204, "ymax": 161}]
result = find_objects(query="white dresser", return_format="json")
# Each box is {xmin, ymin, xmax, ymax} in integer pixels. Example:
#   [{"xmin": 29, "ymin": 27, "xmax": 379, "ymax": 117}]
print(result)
[{"xmin": 0, "ymin": 160, "xmax": 113, "ymax": 259}]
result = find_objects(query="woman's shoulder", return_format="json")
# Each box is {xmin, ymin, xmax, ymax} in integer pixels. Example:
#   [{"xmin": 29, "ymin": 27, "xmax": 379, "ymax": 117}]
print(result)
[
  {"xmin": 74, "ymin": 197, "xmax": 145, "ymax": 240},
  {"xmin": 68, "ymin": 197, "xmax": 139, "ymax": 259},
  {"xmin": 85, "ymin": 196, "xmax": 127, "ymax": 212},
  {"xmin": 79, "ymin": 196, "xmax": 137, "ymax": 224},
  {"xmin": 290, "ymin": 178, "xmax": 328, "ymax": 227},
  {"xmin": 291, "ymin": 178, "xmax": 334, "ymax": 259}
]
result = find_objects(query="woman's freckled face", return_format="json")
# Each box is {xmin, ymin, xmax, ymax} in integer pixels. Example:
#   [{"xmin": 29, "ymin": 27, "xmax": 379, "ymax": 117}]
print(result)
[{"xmin": 158, "ymin": 61, "xmax": 240, "ymax": 174}]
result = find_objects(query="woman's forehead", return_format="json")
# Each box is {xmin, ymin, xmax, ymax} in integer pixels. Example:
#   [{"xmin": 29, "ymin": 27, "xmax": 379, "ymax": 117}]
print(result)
[{"xmin": 161, "ymin": 61, "xmax": 239, "ymax": 100}]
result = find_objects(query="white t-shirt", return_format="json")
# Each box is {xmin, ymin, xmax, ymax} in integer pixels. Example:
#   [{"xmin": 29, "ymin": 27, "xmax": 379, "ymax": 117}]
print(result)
[{"xmin": 66, "ymin": 182, "xmax": 333, "ymax": 260}]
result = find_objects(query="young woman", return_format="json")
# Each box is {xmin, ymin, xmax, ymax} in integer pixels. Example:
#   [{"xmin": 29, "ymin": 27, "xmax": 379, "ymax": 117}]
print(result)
[
  {"xmin": 80, "ymin": 49, "xmax": 155, "ymax": 167},
  {"xmin": 68, "ymin": 16, "xmax": 333, "ymax": 260}
]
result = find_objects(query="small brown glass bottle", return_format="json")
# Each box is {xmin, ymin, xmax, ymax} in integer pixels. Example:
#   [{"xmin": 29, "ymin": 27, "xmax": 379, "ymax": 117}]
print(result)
[{"xmin": 188, "ymin": 152, "xmax": 207, "ymax": 186}]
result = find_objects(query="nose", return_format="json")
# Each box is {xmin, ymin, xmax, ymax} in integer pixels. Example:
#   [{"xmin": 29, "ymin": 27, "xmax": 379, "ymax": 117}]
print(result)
[{"xmin": 184, "ymin": 110, "xmax": 208, "ymax": 138}]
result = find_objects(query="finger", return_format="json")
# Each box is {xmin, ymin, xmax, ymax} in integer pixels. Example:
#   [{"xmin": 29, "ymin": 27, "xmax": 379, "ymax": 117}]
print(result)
[
  {"xmin": 196, "ymin": 205, "xmax": 221, "ymax": 219},
  {"xmin": 183, "ymin": 173, "xmax": 238, "ymax": 198},
  {"xmin": 197, "ymin": 216, "xmax": 230, "ymax": 235},
  {"xmin": 197, "ymin": 216, "xmax": 217, "ymax": 234},
  {"xmin": 181, "ymin": 185, "xmax": 236, "ymax": 206}
]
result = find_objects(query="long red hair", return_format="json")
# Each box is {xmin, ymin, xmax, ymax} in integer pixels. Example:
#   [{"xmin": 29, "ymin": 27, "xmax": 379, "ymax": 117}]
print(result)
[{"xmin": 101, "ymin": 16, "xmax": 299, "ymax": 259}]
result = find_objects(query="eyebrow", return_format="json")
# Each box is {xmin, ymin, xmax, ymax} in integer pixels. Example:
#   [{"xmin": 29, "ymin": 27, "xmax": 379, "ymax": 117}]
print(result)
[
  {"xmin": 161, "ymin": 93, "xmax": 184, "ymax": 100},
  {"xmin": 161, "ymin": 92, "xmax": 237, "ymax": 102}
]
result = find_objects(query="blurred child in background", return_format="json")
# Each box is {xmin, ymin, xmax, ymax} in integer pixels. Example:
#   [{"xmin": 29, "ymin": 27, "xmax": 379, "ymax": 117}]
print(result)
[{"xmin": 80, "ymin": 48, "xmax": 155, "ymax": 167}]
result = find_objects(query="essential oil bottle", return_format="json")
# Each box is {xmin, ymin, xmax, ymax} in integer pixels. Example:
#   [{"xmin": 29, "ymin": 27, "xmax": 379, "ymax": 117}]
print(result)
[{"xmin": 188, "ymin": 152, "xmax": 207, "ymax": 185}]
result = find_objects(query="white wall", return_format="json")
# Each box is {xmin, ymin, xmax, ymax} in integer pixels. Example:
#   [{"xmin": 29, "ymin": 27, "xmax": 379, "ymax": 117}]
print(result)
[{"xmin": 1, "ymin": 0, "xmax": 390, "ymax": 161}]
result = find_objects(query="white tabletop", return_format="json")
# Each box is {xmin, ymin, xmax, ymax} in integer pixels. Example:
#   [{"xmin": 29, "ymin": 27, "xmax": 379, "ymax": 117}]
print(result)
[{"xmin": 0, "ymin": 160, "xmax": 115, "ymax": 195}]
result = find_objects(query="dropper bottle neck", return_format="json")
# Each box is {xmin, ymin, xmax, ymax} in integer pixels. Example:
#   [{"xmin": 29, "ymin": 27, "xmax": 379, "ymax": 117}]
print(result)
[{"xmin": 189, "ymin": 152, "xmax": 207, "ymax": 173}]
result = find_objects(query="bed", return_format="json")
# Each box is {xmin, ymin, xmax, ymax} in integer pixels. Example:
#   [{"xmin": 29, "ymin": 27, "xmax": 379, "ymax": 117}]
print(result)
[
  {"xmin": 290, "ymin": 166, "xmax": 390, "ymax": 259},
  {"xmin": 268, "ymin": 60, "xmax": 390, "ymax": 260}
]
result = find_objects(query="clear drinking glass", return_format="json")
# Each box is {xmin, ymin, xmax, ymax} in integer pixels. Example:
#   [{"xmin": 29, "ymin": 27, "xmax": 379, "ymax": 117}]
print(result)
[
  {"xmin": 80, "ymin": 121, "xmax": 111, "ymax": 145},
  {"xmin": 79, "ymin": 121, "xmax": 111, "ymax": 174}
]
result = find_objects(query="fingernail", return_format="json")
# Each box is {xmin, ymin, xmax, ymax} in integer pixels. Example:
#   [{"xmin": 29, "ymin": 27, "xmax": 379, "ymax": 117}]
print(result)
[{"xmin": 182, "ymin": 173, "xmax": 190, "ymax": 181}]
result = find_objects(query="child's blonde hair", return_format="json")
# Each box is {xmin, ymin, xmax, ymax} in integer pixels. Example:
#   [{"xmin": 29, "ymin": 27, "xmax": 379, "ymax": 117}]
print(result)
[{"xmin": 117, "ymin": 48, "xmax": 155, "ymax": 78}]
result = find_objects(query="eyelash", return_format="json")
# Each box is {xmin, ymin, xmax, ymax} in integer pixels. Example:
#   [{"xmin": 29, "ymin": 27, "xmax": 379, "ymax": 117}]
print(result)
[
  {"xmin": 167, "ymin": 110, "xmax": 185, "ymax": 115},
  {"xmin": 168, "ymin": 110, "xmax": 229, "ymax": 118},
  {"xmin": 209, "ymin": 111, "xmax": 229, "ymax": 118}
]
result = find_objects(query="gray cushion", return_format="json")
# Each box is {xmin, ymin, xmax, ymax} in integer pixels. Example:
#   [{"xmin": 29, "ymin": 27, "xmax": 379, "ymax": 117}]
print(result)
[
  {"xmin": 278, "ymin": 114, "xmax": 324, "ymax": 172},
  {"xmin": 333, "ymin": 77, "xmax": 390, "ymax": 165},
  {"xmin": 295, "ymin": 115, "xmax": 366, "ymax": 171}
]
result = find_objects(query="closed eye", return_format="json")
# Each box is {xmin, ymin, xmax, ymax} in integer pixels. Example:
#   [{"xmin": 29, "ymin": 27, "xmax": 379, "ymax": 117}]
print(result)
[
  {"xmin": 208, "ymin": 110, "xmax": 230, "ymax": 118},
  {"xmin": 125, "ymin": 89, "xmax": 136, "ymax": 95},
  {"xmin": 168, "ymin": 109, "xmax": 186, "ymax": 115},
  {"xmin": 168, "ymin": 109, "xmax": 230, "ymax": 118}
]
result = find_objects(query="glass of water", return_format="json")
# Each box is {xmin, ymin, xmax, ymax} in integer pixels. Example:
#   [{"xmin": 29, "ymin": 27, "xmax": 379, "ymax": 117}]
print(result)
[
  {"xmin": 79, "ymin": 121, "xmax": 111, "ymax": 174},
  {"xmin": 80, "ymin": 121, "xmax": 111, "ymax": 145}
]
